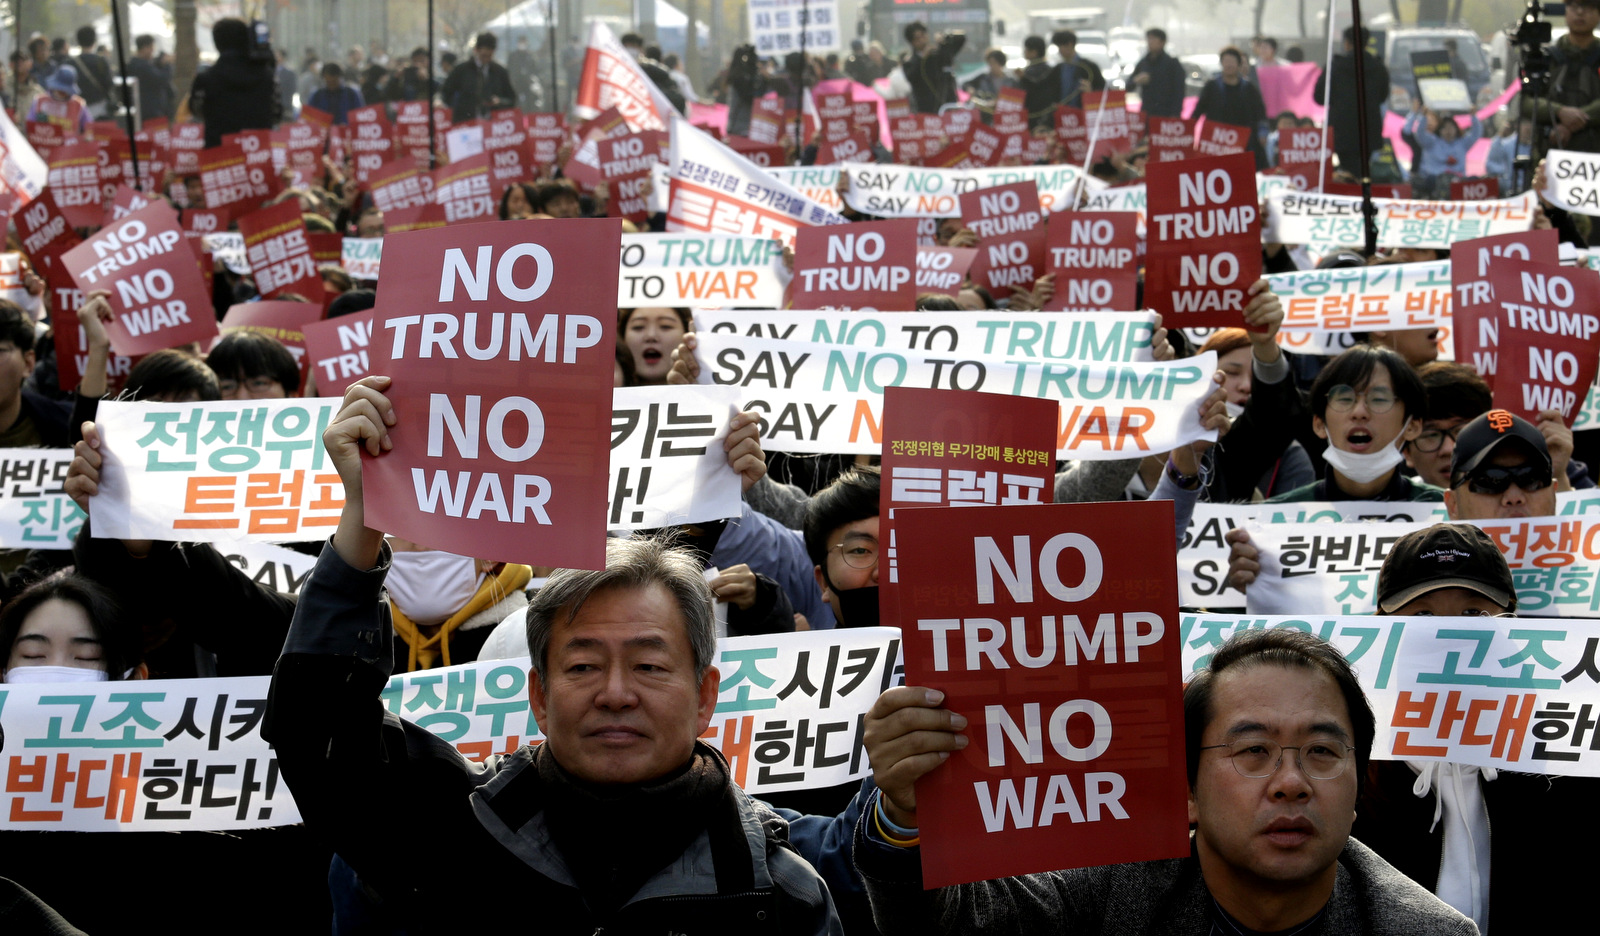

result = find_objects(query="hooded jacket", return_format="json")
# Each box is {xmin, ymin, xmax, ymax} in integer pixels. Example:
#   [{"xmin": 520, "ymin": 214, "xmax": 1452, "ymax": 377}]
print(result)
[
  {"xmin": 190, "ymin": 46, "xmax": 281, "ymax": 148},
  {"xmin": 264, "ymin": 543, "xmax": 842, "ymax": 935}
]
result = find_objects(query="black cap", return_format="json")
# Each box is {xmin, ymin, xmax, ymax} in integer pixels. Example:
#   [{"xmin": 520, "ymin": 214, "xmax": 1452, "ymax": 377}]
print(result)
[
  {"xmin": 1449, "ymin": 409, "xmax": 1550, "ymax": 489},
  {"xmin": 1376, "ymin": 523, "xmax": 1515, "ymax": 613}
]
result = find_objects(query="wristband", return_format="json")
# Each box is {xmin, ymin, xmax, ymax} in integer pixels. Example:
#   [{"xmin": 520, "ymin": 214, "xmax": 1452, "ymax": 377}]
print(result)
[
  {"xmin": 1165, "ymin": 457, "xmax": 1200, "ymax": 489},
  {"xmin": 874, "ymin": 797, "xmax": 920, "ymax": 848}
]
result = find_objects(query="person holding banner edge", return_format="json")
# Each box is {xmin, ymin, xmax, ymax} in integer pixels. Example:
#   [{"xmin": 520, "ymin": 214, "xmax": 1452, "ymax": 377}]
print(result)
[
  {"xmin": 263, "ymin": 375, "xmax": 842, "ymax": 933},
  {"xmin": 853, "ymin": 629, "xmax": 1475, "ymax": 934}
]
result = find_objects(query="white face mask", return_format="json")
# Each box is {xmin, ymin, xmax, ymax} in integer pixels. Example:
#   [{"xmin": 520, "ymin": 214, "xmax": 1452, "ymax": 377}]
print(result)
[
  {"xmin": 1224, "ymin": 401, "xmax": 1246, "ymax": 420},
  {"xmin": 386, "ymin": 550, "xmax": 482, "ymax": 626},
  {"xmin": 1322, "ymin": 419, "xmax": 1411, "ymax": 485},
  {"xmin": 4, "ymin": 664, "xmax": 109, "ymax": 684}
]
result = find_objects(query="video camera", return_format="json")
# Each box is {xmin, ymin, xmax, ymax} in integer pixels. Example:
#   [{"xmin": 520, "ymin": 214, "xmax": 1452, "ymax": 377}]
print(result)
[{"xmin": 247, "ymin": 19, "xmax": 275, "ymax": 64}]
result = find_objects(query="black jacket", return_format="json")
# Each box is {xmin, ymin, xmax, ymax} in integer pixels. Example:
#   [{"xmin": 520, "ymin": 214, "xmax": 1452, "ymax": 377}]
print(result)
[
  {"xmin": 904, "ymin": 33, "xmax": 966, "ymax": 114},
  {"xmin": 1314, "ymin": 50, "xmax": 1390, "ymax": 168},
  {"xmin": 1131, "ymin": 50, "xmax": 1186, "ymax": 118},
  {"xmin": 439, "ymin": 58, "xmax": 518, "ymax": 122},
  {"xmin": 1193, "ymin": 75, "xmax": 1269, "ymax": 168},
  {"xmin": 126, "ymin": 56, "xmax": 175, "ymax": 120},
  {"xmin": 190, "ymin": 50, "xmax": 282, "ymax": 148},
  {"xmin": 263, "ymin": 544, "xmax": 842, "ymax": 935}
]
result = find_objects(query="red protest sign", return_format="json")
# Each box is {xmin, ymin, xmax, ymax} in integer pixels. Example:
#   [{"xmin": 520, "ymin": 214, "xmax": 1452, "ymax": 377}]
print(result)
[
  {"xmin": 169, "ymin": 122, "xmax": 206, "ymax": 175},
  {"xmin": 725, "ymin": 135, "xmax": 787, "ymax": 169},
  {"xmin": 16, "ymin": 190, "xmax": 84, "ymax": 272},
  {"xmin": 237, "ymin": 201, "xmax": 324, "ymax": 301},
  {"xmin": 1195, "ymin": 119, "xmax": 1250, "ymax": 157},
  {"xmin": 915, "ymin": 245, "xmax": 977, "ymax": 296},
  {"xmin": 199, "ymin": 142, "xmax": 275, "ymax": 215},
  {"xmin": 487, "ymin": 143, "xmax": 535, "ymax": 202},
  {"xmin": 384, "ymin": 203, "xmax": 449, "ymax": 234},
  {"xmin": 431, "ymin": 154, "xmax": 495, "ymax": 224},
  {"xmin": 817, "ymin": 130, "xmax": 875, "ymax": 166},
  {"xmin": 1044, "ymin": 212, "xmax": 1139, "ymax": 311},
  {"xmin": 968, "ymin": 124, "xmax": 1007, "ymax": 166},
  {"xmin": 961, "ymin": 181, "xmax": 1046, "ymax": 296},
  {"xmin": 45, "ymin": 264, "xmax": 136, "ymax": 393},
  {"xmin": 304, "ymin": 307, "xmax": 376, "ymax": 396},
  {"xmin": 182, "ymin": 207, "xmax": 229, "ymax": 259},
  {"xmin": 1055, "ymin": 107, "xmax": 1089, "ymax": 165},
  {"xmin": 897, "ymin": 499, "xmax": 1189, "ymax": 889},
  {"xmin": 994, "ymin": 87, "xmax": 1030, "ymax": 135},
  {"xmin": 1451, "ymin": 177, "xmax": 1500, "ymax": 201},
  {"xmin": 348, "ymin": 105, "xmax": 395, "ymax": 185},
  {"xmin": 218, "ymin": 300, "xmax": 324, "ymax": 390},
  {"xmin": 103, "ymin": 183, "xmax": 155, "ymax": 227},
  {"xmin": 878, "ymin": 386, "xmax": 1057, "ymax": 633},
  {"xmin": 1276, "ymin": 126, "xmax": 1333, "ymax": 191},
  {"xmin": 1449, "ymin": 230, "xmax": 1560, "ymax": 389},
  {"xmin": 45, "ymin": 142, "xmax": 102, "ymax": 228},
  {"xmin": 1489, "ymin": 260, "xmax": 1600, "ymax": 421},
  {"xmin": 890, "ymin": 117, "xmax": 925, "ymax": 163},
  {"xmin": 598, "ymin": 132, "xmax": 661, "ymax": 222},
  {"xmin": 526, "ymin": 112, "xmax": 567, "ymax": 170},
  {"xmin": 1082, "ymin": 91, "xmax": 1133, "ymax": 161},
  {"xmin": 1145, "ymin": 152, "xmax": 1261, "ymax": 328},
  {"xmin": 363, "ymin": 220, "xmax": 620, "ymax": 569},
  {"xmin": 367, "ymin": 159, "xmax": 434, "ymax": 213},
  {"xmin": 484, "ymin": 109, "xmax": 528, "ymax": 151},
  {"xmin": 94, "ymin": 139, "xmax": 124, "ymax": 204},
  {"xmin": 1147, "ymin": 117, "xmax": 1193, "ymax": 163},
  {"xmin": 793, "ymin": 218, "xmax": 918, "ymax": 310},
  {"xmin": 223, "ymin": 129, "xmax": 276, "ymax": 184},
  {"xmin": 59, "ymin": 201, "xmax": 219, "ymax": 355},
  {"xmin": 283, "ymin": 120, "xmax": 327, "ymax": 187}
]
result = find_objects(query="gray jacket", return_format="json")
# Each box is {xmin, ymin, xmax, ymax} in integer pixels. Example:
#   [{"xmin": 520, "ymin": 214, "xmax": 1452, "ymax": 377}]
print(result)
[{"xmin": 853, "ymin": 799, "xmax": 1478, "ymax": 936}]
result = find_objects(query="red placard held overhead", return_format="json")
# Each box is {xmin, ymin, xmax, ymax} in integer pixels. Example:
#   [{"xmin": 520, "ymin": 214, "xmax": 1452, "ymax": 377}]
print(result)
[
  {"xmin": 1147, "ymin": 117, "xmax": 1193, "ymax": 162},
  {"xmin": 198, "ymin": 142, "xmax": 275, "ymax": 215},
  {"xmin": 878, "ymin": 386, "xmax": 1057, "ymax": 632},
  {"xmin": 993, "ymin": 87, "xmax": 1030, "ymax": 135},
  {"xmin": 961, "ymin": 180, "xmax": 1046, "ymax": 297},
  {"xmin": 896, "ymin": 499, "xmax": 1189, "ymax": 889},
  {"xmin": 1146, "ymin": 152, "xmax": 1260, "ymax": 328},
  {"xmin": 223, "ymin": 129, "xmax": 276, "ymax": 191},
  {"xmin": 432, "ymin": 154, "xmax": 496, "ymax": 224},
  {"xmin": 487, "ymin": 143, "xmax": 535, "ymax": 202},
  {"xmin": 16, "ymin": 191, "xmax": 84, "ymax": 272},
  {"xmin": 367, "ymin": 160, "xmax": 434, "ymax": 213},
  {"xmin": 102, "ymin": 184, "xmax": 154, "ymax": 227},
  {"xmin": 46, "ymin": 142, "xmax": 102, "ymax": 228},
  {"xmin": 1451, "ymin": 177, "xmax": 1500, "ymax": 201},
  {"xmin": 1449, "ymin": 230, "xmax": 1560, "ymax": 388},
  {"xmin": 362, "ymin": 220, "xmax": 620, "ymax": 569},
  {"xmin": 348, "ymin": 105, "xmax": 396, "ymax": 185},
  {"xmin": 384, "ymin": 203, "xmax": 449, "ymax": 234},
  {"xmin": 1490, "ymin": 259, "xmax": 1600, "ymax": 422},
  {"xmin": 1276, "ymin": 126, "xmax": 1333, "ymax": 191},
  {"xmin": 598, "ymin": 132, "xmax": 661, "ymax": 224},
  {"xmin": 59, "ymin": 201, "xmax": 219, "ymax": 356},
  {"xmin": 304, "ymin": 307, "xmax": 377, "ymax": 396},
  {"xmin": 526, "ymin": 113, "xmax": 566, "ymax": 170},
  {"xmin": 169, "ymin": 122, "xmax": 206, "ymax": 175},
  {"xmin": 725, "ymin": 136, "xmax": 787, "ymax": 168},
  {"xmin": 915, "ymin": 245, "xmax": 978, "ymax": 297},
  {"xmin": 283, "ymin": 120, "xmax": 326, "ymax": 186},
  {"xmin": 46, "ymin": 264, "xmax": 136, "ymax": 394},
  {"xmin": 484, "ymin": 108, "xmax": 528, "ymax": 151},
  {"xmin": 1195, "ymin": 119, "xmax": 1250, "ymax": 157},
  {"xmin": 237, "ymin": 201, "xmax": 324, "ymax": 302},
  {"xmin": 1045, "ymin": 211, "xmax": 1140, "ymax": 311},
  {"xmin": 792, "ymin": 218, "xmax": 918, "ymax": 310}
]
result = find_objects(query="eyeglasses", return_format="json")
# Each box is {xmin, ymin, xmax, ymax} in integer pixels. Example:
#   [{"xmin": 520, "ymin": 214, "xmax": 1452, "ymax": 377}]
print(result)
[
  {"xmin": 1325, "ymin": 385, "xmax": 1396, "ymax": 414},
  {"xmin": 830, "ymin": 539, "xmax": 879, "ymax": 570},
  {"xmin": 1411, "ymin": 424, "xmax": 1464, "ymax": 453},
  {"xmin": 216, "ymin": 376, "xmax": 281, "ymax": 395},
  {"xmin": 1463, "ymin": 464, "xmax": 1553, "ymax": 496},
  {"xmin": 1199, "ymin": 738, "xmax": 1354, "ymax": 780}
]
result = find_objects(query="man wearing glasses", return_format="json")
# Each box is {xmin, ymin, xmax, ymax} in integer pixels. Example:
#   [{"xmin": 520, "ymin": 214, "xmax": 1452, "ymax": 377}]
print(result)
[{"xmin": 854, "ymin": 628, "xmax": 1476, "ymax": 933}]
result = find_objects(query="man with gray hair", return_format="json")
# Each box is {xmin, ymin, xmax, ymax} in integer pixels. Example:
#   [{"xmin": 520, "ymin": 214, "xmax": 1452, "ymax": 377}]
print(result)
[{"xmin": 265, "ymin": 375, "xmax": 842, "ymax": 934}]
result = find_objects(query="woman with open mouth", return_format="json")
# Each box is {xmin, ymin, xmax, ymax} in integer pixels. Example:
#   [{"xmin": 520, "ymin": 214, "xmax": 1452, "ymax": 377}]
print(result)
[{"xmin": 618, "ymin": 307, "xmax": 691, "ymax": 386}]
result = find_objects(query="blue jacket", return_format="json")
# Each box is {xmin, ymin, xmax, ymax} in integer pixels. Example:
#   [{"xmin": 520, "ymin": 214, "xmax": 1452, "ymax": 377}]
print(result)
[
  {"xmin": 712, "ymin": 501, "xmax": 836, "ymax": 629},
  {"xmin": 1406, "ymin": 112, "xmax": 1482, "ymax": 178},
  {"xmin": 308, "ymin": 83, "xmax": 364, "ymax": 125},
  {"xmin": 1485, "ymin": 132, "xmax": 1521, "ymax": 193}
]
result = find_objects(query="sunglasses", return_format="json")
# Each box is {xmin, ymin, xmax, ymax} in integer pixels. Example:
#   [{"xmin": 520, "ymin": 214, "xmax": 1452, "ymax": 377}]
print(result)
[{"xmin": 1462, "ymin": 464, "xmax": 1552, "ymax": 495}]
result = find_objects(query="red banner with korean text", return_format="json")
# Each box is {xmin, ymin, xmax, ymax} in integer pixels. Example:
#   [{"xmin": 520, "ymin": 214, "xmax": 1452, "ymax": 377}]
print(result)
[
  {"xmin": 362, "ymin": 220, "xmax": 620, "ymax": 569},
  {"xmin": 237, "ymin": 201, "xmax": 324, "ymax": 302},
  {"xmin": 198, "ymin": 143, "xmax": 274, "ymax": 216},
  {"xmin": 46, "ymin": 142, "xmax": 102, "ymax": 227},
  {"xmin": 1146, "ymin": 152, "xmax": 1260, "ymax": 328},
  {"xmin": 898, "ymin": 499, "xmax": 1189, "ymax": 889},
  {"xmin": 432, "ymin": 154, "xmax": 495, "ymax": 225}
]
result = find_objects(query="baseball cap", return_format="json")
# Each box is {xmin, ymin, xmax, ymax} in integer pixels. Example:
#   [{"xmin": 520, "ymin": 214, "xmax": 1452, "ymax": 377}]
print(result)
[
  {"xmin": 1449, "ymin": 409, "xmax": 1551, "ymax": 489},
  {"xmin": 1376, "ymin": 523, "xmax": 1515, "ymax": 613}
]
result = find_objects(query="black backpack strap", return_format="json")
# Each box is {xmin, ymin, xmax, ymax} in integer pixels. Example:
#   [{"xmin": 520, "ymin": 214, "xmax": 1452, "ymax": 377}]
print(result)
[{"xmin": 707, "ymin": 786, "xmax": 758, "ymax": 894}]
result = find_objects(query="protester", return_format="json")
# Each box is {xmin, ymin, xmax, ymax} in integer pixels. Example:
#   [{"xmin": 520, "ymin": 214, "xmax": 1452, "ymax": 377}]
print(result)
[
  {"xmin": 960, "ymin": 49, "xmax": 1012, "ymax": 102},
  {"xmin": 205, "ymin": 331, "xmax": 302, "ymax": 399},
  {"xmin": 127, "ymin": 33, "xmax": 176, "ymax": 121},
  {"xmin": 1441, "ymin": 410, "xmax": 1559, "ymax": 520},
  {"xmin": 617, "ymin": 308, "xmax": 690, "ymax": 386},
  {"xmin": 188, "ymin": 17, "xmax": 281, "ymax": 148},
  {"xmin": 1405, "ymin": 109, "xmax": 1484, "ymax": 199},
  {"xmin": 0, "ymin": 301, "xmax": 73, "ymax": 448},
  {"xmin": 0, "ymin": 575, "xmax": 144, "ymax": 682},
  {"xmin": 307, "ymin": 62, "xmax": 364, "ymax": 125},
  {"xmin": 1051, "ymin": 30, "xmax": 1105, "ymax": 110},
  {"xmin": 854, "ymin": 628, "xmax": 1476, "ymax": 933},
  {"xmin": 1315, "ymin": 26, "xmax": 1391, "ymax": 174},
  {"xmin": 498, "ymin": 181, "xmax": 539, "ymax": 220},
  {"xmin": 1130, "ymin": 28, "xmax": 1186, "ymax": 118},
  {"xmin": 65, "ymin": 26, "xmax": 113, "ymax": 119},
  {"xmin": 440, "ymin": 32, "xmax": 517, "ymax": 122},
  {"xmin": 26, "ymin": 64, "xmax": 92, "ymax": 138},
  {"xmin": 1191, "ymin": 46, "xmax": 1269, "ymax": 167},
  {"xmin": 902, "ymin": 22, "xmax": 964, "ymax": 113},
  {"xmin": 384, "ymin": 47, "xmax": 436, "ymax": 102}
]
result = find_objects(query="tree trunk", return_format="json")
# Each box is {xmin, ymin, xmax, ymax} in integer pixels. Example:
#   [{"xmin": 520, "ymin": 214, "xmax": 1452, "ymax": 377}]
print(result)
[
  {"xmin": 1255, "ymin": 0, "xmax": 1268, "ymax": 38},
  {"xmin": 174, "ymin": 0, "xmax": 199, "ymax": 108},
  {"xmin": 1299, "ymin": 0, "xmax": 1308, "ymax": 37}
]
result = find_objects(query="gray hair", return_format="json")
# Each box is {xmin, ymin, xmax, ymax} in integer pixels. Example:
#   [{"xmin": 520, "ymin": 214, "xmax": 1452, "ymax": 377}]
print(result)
[{"xmin": 524, "ymin": 536, "xmax": 717, "ymax": 684}]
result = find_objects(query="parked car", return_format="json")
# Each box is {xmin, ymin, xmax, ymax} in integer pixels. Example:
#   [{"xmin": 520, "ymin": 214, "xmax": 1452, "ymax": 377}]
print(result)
[{"xmin": 1384, "ymin": 25, "xmax": 1492, "ymax": 114}]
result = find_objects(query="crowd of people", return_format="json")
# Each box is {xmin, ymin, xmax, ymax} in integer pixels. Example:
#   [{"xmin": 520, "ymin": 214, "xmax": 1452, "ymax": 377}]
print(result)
[{"xmin": 0, "ymin": 6, "xmax": 1597, "ymax": 935}]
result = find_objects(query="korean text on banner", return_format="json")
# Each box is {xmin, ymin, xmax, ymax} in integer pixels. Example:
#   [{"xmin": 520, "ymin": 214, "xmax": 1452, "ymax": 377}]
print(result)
[
  {"xmin": 608, "ymin": 385, "xmax": 743, "ymax": 530},
  {"xmin": 574, "ymin": 21, "xmax": 673, "ymax": 131},
  {"xmin": 1541, "ymin": 148, "xmax": 1600, "ymax": 216},
  {"xmin": 1179, "ymin": 614, "xmax": 1600, "ymax": 778},
  {"xmin": 792, "ymin": 219, "xmax": 917, "ymax": 310},
  {"xmin": 1265, "ymin": 191, "xmax": 1538, "ymax": 249},
  {"xmin": 0, "ymin": 629, "xmax": 903, "ymax": 831},
  {"xmin": 690, "ymin": 332, "xmax": 1215, "ymax": 459},
  {"xmin": 60, "ymin": 201, "xmax": 219, "ymax": 356},
  {"xmin": 668, "ymin": 117, "xmax": 847, "ymax": 246},
  {"xmin": 91, "ymin": 398, "xmax": 345, "ymax": 544},
  {"xmin": 878, "ymin": 387, "xmax": 1056, "ymax": 635},
  {"xmin": 1489, "ymin": 260, "xmax": 1600, "ymax": 422},
  {"xmin": 1146, "ymin": 152, "xmax": 1261, "ymax": 329},
  {"xmin": 748, "ymin": 0, "xmax": 842, "ymax": 55},
  {"xmin": 897, "ymin": 501, "xmax": 1190, "ymax": 888},
  {"xmin": 0, "ymin": 449, "xmax": 87, "ymax": 549},
  {"xmin": 617, "ymin": 233, "xmax": 785, "ymax": 308},
  {"xmin": 363, "ymin": 220, "xmax": 620, "ymax": 571},
  {"xmin": 237, "ymin": 201, "xmax": 323, "ymax": 301}
]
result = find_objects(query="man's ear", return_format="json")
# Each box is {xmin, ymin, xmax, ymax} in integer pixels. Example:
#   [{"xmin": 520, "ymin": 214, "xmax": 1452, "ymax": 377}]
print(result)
[
  {"xmin": 814, "ymin": 563, "xmax": 832, "ymax": 601},
  {"xmin": 528, "ymin": 666, "xmax": 549, "ymax": 726},
  {"xmin": 1442, "ymin": 488, "xmax": 1459, "ymax": 521},
  {"xmin": 695, "ymin": 665, "xmax": 721, "ymax": 737},
  {"xmin": 1311, "ymin": 414, "xmax": 1328, "ymax": 441},
  {"xmin": 1187, "ymin": 787, "xmax": 1199, "ymax": 826}
]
